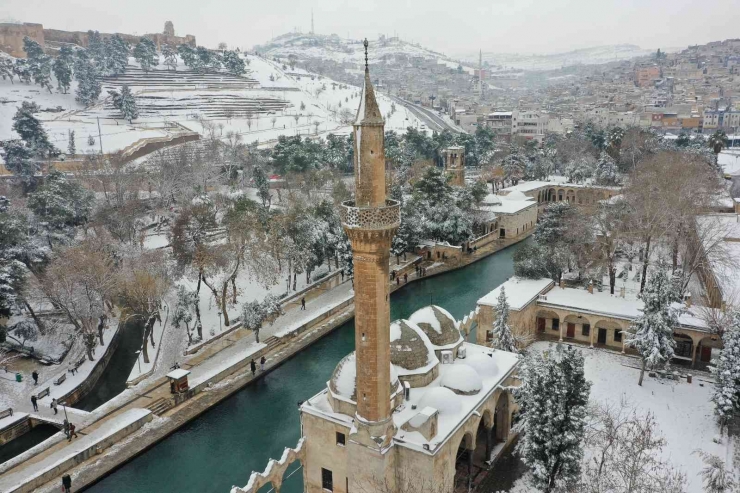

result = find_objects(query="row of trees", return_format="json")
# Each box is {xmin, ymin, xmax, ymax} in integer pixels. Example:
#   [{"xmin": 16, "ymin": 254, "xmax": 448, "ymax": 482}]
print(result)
[{"xmin": 176, "ymin": 44, "xmax": 247, "ymax": 75}]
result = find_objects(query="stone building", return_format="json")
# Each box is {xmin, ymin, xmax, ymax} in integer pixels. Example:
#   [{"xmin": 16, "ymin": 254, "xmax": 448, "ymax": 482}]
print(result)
[
  {"xmin": 476, "ymin": 190, "xmax": 537, "ymax": 239},
  {"xmin": 442, "ymin": 146, "xmax": 465, "ymax": 186},
  {"xmin": 299, "ymin": 42, "xmax": 521, "ymax": 493},
  {"xmin": 0, "ymin": 23, "xmax": 44, "ymax": 58}
]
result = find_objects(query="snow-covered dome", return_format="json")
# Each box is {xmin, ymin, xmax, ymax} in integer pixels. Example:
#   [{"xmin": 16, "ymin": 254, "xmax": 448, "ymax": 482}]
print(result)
[
  {"xmin": 463, "ymin": 353, "xmax": 499, "ymax": 378},
  {"xmin": 482, "ymin": 193, "xmax": 502, "ymax": 206},
  {"xmin": 418, "ymin": 387, "xmax": 461, "ymax": 415},
  {"xmin": 329, "ymin": 352, "xmax": 400, "ymax": 402},
  {"xmin": 441, "ymin": 364, "xmax": 482, "ymax": 395},
  {"xmin": 504, "ymin": 190, "xmax": 528, "ymax": 201},
  {"xmin": 408, "ymin": 306, "xmax": 462, "ymax": 348},
  {"xmin": 390, "ymin": 320, "xmax": 439, "ymax": 372}
]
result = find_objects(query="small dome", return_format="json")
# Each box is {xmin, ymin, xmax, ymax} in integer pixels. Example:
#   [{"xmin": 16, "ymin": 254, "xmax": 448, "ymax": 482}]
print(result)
[
  {"xmin": 464, "ymin": 353, "xmax": 499, "ymax": 378},
  {"xmin": 408, "ymin": 306, "xmax": 461, "ymax": 348},
  {"xmin": 505, "ymin": 190, "xmax": 528, "ymax": 201},
  {"xmin": 418, "ymin": 387, "xmax": 461, "ymax": 415},
  {"xmin": 390, "ymin": 320, "xmax": 439, "ymax": 371},
  {"xmin": 482, "ymin": 193, "xmax": 502, "ymax": 206},
  {"xmin": 441, "ymin": 364, "xmax": 482, "ymax": 395},
  {"xmin": 329, "ymin": 352, "xmax": 400, "ymax": 402},
  {"xmin": 329, "ymin": 352, "xmax": 357, "ymax": 400}
]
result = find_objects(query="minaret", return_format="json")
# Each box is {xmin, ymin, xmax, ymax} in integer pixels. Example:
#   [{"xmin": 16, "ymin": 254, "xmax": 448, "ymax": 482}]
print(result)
[{"xmin": 340, "ymin": 39, "xmax": 400, "ymax": 483}]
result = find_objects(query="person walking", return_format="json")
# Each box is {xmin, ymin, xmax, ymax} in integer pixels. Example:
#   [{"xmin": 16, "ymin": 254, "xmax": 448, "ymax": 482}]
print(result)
[
  {"xmin": 68, "ymin": 423, "xmax": 78, "ymax": 441},
  {"xmin": 260, "ymin": 356, "xmax": 266, "ymax": 372},
  {"xmin": 396, "ymin": 277, "xmax": 400, "ymax": 286},
  {"xmin": 250, "ymin": 359, "xmax": 256, "ymax": 376},
  {"xmin": 300, "ymin": 297, "xmax": 306, "ymax": 310},
  {"xmin": 61, "ymin": 474, "xmax": 72, "ymax": 493},
  {"xmin": 404, "ymin": 273, "xmax": 408, "ymax": 283},
  {"xmin": 50, "ymin": 398, "xmax": 58, "ymax": 415},
  {"xmin": 32, "ymin": 370, "xmax": 38, "ymax": 386},
  {"xmin": 340, "ymin": 270, "xmax": 344, "ymax": 281},
  {"xmin": 31, "ymin": 395, "xmax": 38, "ymax": 412}
]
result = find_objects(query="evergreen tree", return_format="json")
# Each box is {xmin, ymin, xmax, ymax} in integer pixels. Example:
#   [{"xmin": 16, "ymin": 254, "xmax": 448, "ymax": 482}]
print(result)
[
  {"xmin": 0, "ymin": 140, "xmax": 38, "ymax": 185},
  {"xmin": 222, "ymin": 50, "xmax": 246, "ymax": 75},
  {"xmin": 133, "ymin": 38, "xmax": 158, "ymax": 72},
  {"xmin": 27, "ymin": 169, "xmax": 94, "ymax": 242},
  {"xmin": 118, "ymin": 85, "xmax": 139, "ymax": 122},
  {"xmin": 173, "ymin": 286, "xmax": 200, "ymax": 343},
  {"xmin": 594, "ymin": 152, "xmax": 620, "ymax": 186},
  {"xmin": 252, "ymin": 166, "xmax": 271, "ymax": 207},
  {"xmin": 13, "ymin": 58, "xmax": 31, "ymax": 84},
  {"xmin": 106, "ymin": 34, "xmax": 130, "ymax": 75},
  {"xmin": 515, "ymin": 345, "xmax": 591, "ymax": 492},
  {"xmin": 0, "ymin": 58, "xmax": 14, "ymax": 83},
  {"xmin": 162, "ymin": 44, "xmax": 177, "ymax": 71},
  {"xmin": 533, "ymin": 202, "xmax": 576, "ymax": 282},
  {"xmin": 711, "ymin": 311, "xmax": 740, "ymax": 431},
  {"xmin": 12, "ymin": 102, "xmax": 56, "ymax": 157},
  {"xmin": 86, "ymin": 30, "xmax": 108, "ymax": 70},
  {"xmin": 74, "ymin": 50, "xmax": 101, "ymax": 107},
  {"xmin": 625, "ymin": 266, "xmax": 679, "ymax": 386},
  {"xmin": 52, "ymin": 45, "xmax": 74, "ymax": 93},
  {"xmin": 177, "ymin": 44, "xmax": 196, "ymax": 69},
  {"xmin": 87, "ymin": 134, "xmax": 96, "ymax": 147},
  {"xmin": 493, "ymin": 286, "xmax": 518, "ymax": 353},
  {"xmin": 23, "ymin": 37, "xmax": 52, "ymax": 92},
  {"xmin": 67, "ymin": 130, "xmax": 76, "ymax": 156},
  {"xmin": 513, "ymin": 243, "xmax": 551, "ymax": 279}
]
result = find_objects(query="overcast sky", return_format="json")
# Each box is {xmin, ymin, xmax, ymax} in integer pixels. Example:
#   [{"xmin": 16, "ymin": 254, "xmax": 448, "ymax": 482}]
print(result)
[{"xmin": 4, "ymin": 0, "xmax": 738, "ymax": 57}]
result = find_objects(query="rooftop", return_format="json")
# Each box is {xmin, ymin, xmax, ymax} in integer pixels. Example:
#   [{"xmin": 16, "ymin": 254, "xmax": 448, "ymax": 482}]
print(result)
[
  {"xmin": 302, "ymin": 343, "xmax": 519, "ymax": 455},
  {"xmin": 478, "ymin": 277, "xmax": 554, "ymax": 310}
]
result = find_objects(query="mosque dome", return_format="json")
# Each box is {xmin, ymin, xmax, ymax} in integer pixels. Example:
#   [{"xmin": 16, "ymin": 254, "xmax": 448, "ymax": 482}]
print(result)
[
  {"xmin": 329, "ymin": 352, "xmax": 400, "ymax": 402},
  {"xmin": 505, "ymin": 190, "xmax": 528, "ymax": 201},
  {"xmin": 464, "ymin": 353, "xmax": 499, "ymax": 379},
  {"xmin": 441, "ymin": 364, "xmax": 482, "ymax": 395},
  {"xmin": 408, "ymin": 306, "xmax": 462, "ymax": 348},
  {"xmin": 418, "ymin": 387, "xmax": 461, "ymax": 415},
  {"xmin": 390, "ymin": 320, "xmax": 439, "ymax": 372},
  {"xmin": 482, "ymin": 194, "xmax": 502, "ymax": 206}
]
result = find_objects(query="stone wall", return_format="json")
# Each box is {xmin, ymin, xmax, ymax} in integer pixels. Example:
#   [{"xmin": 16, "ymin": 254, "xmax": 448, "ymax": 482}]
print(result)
[
  {"xmin": 0, "ymin": 23, "xmax": 44, "ymax": 58},
  {"xmin": 0, "ymin": 22, "xmax": 195, "ymax": 58}
]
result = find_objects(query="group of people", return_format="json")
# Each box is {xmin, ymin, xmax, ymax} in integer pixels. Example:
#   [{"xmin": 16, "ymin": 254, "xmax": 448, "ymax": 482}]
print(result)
[
  {"xmin": 250, "ymin": 356, "xmax": 267, "ymax": 376},
  {"xmin": 415, "ymin": 264, "xmax": 428, "ymax": 277}
]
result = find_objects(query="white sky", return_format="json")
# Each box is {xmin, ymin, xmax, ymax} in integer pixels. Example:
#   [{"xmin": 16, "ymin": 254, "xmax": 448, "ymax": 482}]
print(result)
[{"xmin": 3, "ymin": 0, "xmax": 738, "ymax": 57}]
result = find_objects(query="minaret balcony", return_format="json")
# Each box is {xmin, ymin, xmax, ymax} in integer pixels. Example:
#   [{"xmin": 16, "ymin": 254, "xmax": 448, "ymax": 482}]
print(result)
[{"xmin": 340, "ymin": 199, "xmax": 400, "ymax": 231}]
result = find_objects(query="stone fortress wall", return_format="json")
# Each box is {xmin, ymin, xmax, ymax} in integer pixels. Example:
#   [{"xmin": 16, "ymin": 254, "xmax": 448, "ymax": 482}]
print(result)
[{"xmin": 0, "ymin": 21, "xmax": 196, "ymax": 58}]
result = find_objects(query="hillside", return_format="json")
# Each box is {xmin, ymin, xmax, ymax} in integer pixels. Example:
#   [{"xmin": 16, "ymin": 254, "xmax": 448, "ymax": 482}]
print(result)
[
  {"xmin": 460, "ymin": 44, "xmax": 679, "ymax": 71},
  {"xmin": 0, "ymin": 52, "xmax": 425, "ymax": 161}
]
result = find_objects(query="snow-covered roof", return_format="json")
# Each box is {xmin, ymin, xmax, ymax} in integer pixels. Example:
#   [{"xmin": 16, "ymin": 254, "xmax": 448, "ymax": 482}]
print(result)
[
  {"xmin": 407, "ymin": 306, "xmax": 462, "ymax": 348},
  {"xmin": 166, "ymin": 369, "xmax": 191, "ymax": 380},
  {"xmin": 302, "ymin": 343, "xmax": 519, "ymax": 455},
  {"xmin": 478, "ymin": 277, "xmax": 554, "ymax": 310},
  {"xmin": 477, "ymin": 193, "xmax": 536, "ymax": 215}
]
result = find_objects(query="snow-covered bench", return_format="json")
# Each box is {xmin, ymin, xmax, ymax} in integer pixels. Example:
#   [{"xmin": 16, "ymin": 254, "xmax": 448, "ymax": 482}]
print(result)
[
  {"xmin": 53, "ymin": 374, "xmax": 66, "ymax": 386},
  {"xmin": 0, "ymin": 408, "xmax": 13, "ymax": 420}
]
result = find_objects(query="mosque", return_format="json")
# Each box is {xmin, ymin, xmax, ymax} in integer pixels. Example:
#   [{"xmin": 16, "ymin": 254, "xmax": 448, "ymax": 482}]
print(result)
[{"xmin": 298, "ymin": 41, "xmax": 521, "ymax": 493}]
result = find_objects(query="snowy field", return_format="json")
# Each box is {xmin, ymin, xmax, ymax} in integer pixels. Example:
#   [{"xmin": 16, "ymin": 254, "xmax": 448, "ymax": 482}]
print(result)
[
  {"xmin": 0, "ymin": 52, "xmax": 425, "ymax": 161},
  {"xmin": 526, "ymin": 341, "xmax": 723, "ymax": 492}
]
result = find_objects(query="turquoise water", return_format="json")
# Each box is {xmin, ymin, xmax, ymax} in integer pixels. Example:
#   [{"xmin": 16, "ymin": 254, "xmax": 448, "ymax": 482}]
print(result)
[{"xmin": 85, "ymin": 241, "xmax": 525, "ymax": 493}]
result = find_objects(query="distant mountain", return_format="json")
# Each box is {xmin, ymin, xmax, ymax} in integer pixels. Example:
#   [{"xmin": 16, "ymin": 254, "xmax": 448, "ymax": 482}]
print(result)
[
  {"xmin": 459, "ymin": 44, "xmax": 681, "ymax": 71},
  {"xmin": 254, "ymin": 32, "xmax": 455, "ymax": 66}
]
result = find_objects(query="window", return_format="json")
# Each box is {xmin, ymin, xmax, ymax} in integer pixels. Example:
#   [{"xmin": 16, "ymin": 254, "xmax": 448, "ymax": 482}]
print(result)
[
  {"xmin": 336, "ymin": 432, "xmax": 345, "ymax": 446},
  {"xmin": 552, "ymin": 319, "xmax": 560, "ymax": 331},
  {"xmin": 582, "ymin": 324, "xmax": 590, "ymax": 336},
  {"xmin": 614, "ymin": 329, "xmax": 623, "ymax": 343},
  {"xmin": 322, "ymin": 468, "xmax": 333, "ymax": 491}
]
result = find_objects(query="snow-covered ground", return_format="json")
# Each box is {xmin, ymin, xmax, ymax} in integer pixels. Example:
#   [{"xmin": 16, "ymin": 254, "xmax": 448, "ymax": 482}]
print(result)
[
  {"xmin": 525, "ymin": 341, "xmax": 724, "ymax": 492},
  {"xmin": 0, "ymin": 53, "xmax": 424, "ymax": 160},
  {"xmin": 719, "ymin": 149, "xmax": 740, "ymax": 177}
]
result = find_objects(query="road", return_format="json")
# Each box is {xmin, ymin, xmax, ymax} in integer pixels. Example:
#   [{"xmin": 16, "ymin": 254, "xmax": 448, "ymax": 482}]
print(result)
[{"xmin": 391, "ymin": 96, "xmax": 466, "ymax": 134}]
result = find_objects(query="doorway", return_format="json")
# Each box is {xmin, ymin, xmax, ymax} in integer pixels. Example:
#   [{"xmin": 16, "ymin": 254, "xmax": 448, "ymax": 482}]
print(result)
[
  {"xmin": 537, "ymin": 318, "xmax": 545, "ymax": 333},
  {"xmin": 597, "ymin": 328, "xmax": 607, "ymax": 344},
  {"xmin": 566, "ymin": 323, "xmax": 575, "ymax": 338}
]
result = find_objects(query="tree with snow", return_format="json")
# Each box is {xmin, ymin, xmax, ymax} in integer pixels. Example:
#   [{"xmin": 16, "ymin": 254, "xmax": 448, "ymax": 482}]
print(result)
[
  {"xmin": 493, "ymin": 286, "xmax": 518, "ymax": 353},
  {"xmin": 695, "ymin": 450, "xmax": 736, "ymax": 493},
  {"xmin": 625, "ymin": 265, "xmax": 679, "ymax": 386},
  {"xmin": 593, "ymin": 152, "xmax": 620, "ymax": 186},
  {"xmin": 222, "ymin": 50, "xmax": 245, "ymax": 75},
  {"xmin": 711, "ymin": 311, "xmax": 740, "ymax": 432},
  {"xmin": 162, "ymin": 44, "xmax": 177, "ymax": 71},
  {"xmin": 0, "ymin": 140, "xmax": 37, "ymax": 187},
  {"xmin": 133, "ymin": 38, "xmax": 158, "ymax": 72},
  {"xmin": 28, "ymin": 169, "xmax": 94, "ymax": 243},
  {"xmin": 173, "ymin": 285, "xmax": 201, "ymax": 343},
  {"xmin": 515, "ymin": 344, "xmax": 591, "ymax": 492},
  {"xmin": 12, "ymin": 101, "xmax": 56, "ymax": 158},
  {"xmin": 13, "ymin": 58, "xmax": 32, "ymax": 84},
  {"xmin": 74, "ymin": 50, "xmax": 101, "ymax": 107},
  {"xmin": 67, "ymin": 130, "xmax": 76, "ymax": 156},
  {"xmin": 23, "ymin": 37, "xmax": 52, "ymax": 92},
  {"xmin": 241, "ymin": 294, "xmax": 283, "ymax": 344},
  {"xmin": 109, "ymin": 85, "xmax": 139, "ymax": 123},
  {"xmin": 253, "ymin": 166, "xmax": 271, "ymax": 208},
  {"xmin": 53, "ymin": 45, "xmax": 74, "ymax": 93},
  {"xmin": 565, "ymin": 156, "xmax": 595, "ymax": 184},
  {"xmin": 533, "ymin": 202, "xmax": 579, "ymax": 283},
  {"xmin": 106, "ymin": 34, "xmax": 130, "ymax": 75}
]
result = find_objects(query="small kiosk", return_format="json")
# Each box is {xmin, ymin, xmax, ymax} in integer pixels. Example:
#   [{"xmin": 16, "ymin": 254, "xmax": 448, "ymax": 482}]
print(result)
[{"xmin": 166, "ymin": 368, "xmax": 191, "ymax": 394}]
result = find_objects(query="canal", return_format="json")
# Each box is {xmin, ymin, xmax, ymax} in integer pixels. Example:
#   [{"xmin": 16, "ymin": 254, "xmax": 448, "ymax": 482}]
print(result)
[{"xmin": 85, "ymin": 241, "xmax": 527, "ymax": 493}]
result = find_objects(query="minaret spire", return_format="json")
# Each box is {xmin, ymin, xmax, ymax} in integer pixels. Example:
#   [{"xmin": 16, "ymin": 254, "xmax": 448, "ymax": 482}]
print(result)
[{"xmin": 364, "ymin": 38, "xmax": 369, "ymax": 71}]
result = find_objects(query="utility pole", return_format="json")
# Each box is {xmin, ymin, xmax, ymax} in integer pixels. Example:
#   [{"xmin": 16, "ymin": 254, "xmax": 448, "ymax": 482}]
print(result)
[{"xmin": 97, "ymin": 117, "xmax": 103, "ymax": 155}]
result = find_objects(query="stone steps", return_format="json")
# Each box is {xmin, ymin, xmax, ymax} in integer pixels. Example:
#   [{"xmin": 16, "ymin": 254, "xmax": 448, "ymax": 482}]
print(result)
[{"xmin": 146, "ymin": 397, "xmax": 171, "ymax": 416}]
